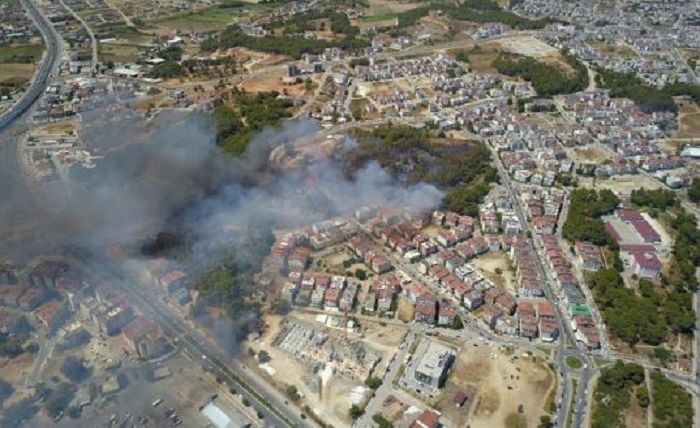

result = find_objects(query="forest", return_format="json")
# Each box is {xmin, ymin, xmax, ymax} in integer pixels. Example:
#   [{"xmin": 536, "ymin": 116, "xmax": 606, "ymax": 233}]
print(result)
[
  {"xmin": 396, "ymin": 0, "xmax": 549, "ymax": 29},
  {"xmin": 212, "ymin": 90, "xmax": 293, "ymax": 156},
  {"xmin": 492, "ymin": 53, "xmax": 589, "ymax": 96},
  {"xmin": 562, "ymin": 188, "xmax": 619, "ymax": 246},
  {"xmin": 345, "ymin": 124, "xmax": 497, "ymax": 216},
  {"xmin": 591, "ymin": 361, "xmax": 645, "ymax": 428},
  {"xmin": 650, "ymin": 372, "xmax": 693, "ymax": 428},
  {"xmin": 201, "ymin": 24, "xmax": 368, "ymax": 58},
  {"xmin": 596, "ymin": 68, "xmax": 700, "ymax": 113}
]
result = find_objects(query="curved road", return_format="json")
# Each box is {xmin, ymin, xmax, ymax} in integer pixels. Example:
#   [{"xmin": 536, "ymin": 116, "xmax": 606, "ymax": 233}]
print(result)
[{"xmin": 0, "ymin": 0, "xmax": 61, "ymax": 133}]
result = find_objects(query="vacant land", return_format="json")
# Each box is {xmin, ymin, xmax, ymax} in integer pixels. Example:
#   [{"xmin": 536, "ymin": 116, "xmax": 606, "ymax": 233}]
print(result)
[
  {"xmin": 450, "ymin": 344, "xmax": 555, "ymax": 428},
  {"xmin": 396, "ymin": 296, "xmax": 415, "ymax": 323},
  {"xmin": 0, "ymin": 63, "xmax": 34, "ymax": 85},
  {"xmin": 472, "ymin": 252, "xmax": 516, "ymax": 295},
  {"xmin": 453, "ymin": 42, "xmax": 503, "ymax": 73},
  {"xmin": 98, "ymin": 43, "xmax": 143, "ymax": 63},
  {"xmin": 578, "ymin": 174, "xmax": 662, "ymax": 195},
  {"xmin": 239, "ymin": 75, "xmax": 306, "ymax": 97},
  {"xmin": 569, "ymin": 146, "xmax": 610, "ymax": 163},
  {"xmin": 589, "ymin": 41, "xmax": 638, "ymax": 59},
  {"xmin": 0, "ymin": 44, "xmax": 43, "ymax": 65},
  {"xmin": 674, "ymin": 100, "xmax": 700, "ymax": 139}
]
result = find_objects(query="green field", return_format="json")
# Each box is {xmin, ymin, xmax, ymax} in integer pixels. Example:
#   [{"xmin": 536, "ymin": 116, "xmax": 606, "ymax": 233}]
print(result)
[
  {"xmin": 152, "ymin": 1, "xmax": 282, "ymax": 26},
  {"xmin": 360, "ymin": 12, "xmax": 398, "ymax": 23},
  {"xmin": 565, "ymin": 356, "xmax": 583, "ymax": 370},
  {"xmin": 0, "ymin": 44, "xmax": 44, "ymax": 65}
]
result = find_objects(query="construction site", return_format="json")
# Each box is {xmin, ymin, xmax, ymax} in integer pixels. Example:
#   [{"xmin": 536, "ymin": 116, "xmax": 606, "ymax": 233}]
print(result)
[{"xmin": 273, "ymin": 320, "xmax": 382, "ymax": 383}]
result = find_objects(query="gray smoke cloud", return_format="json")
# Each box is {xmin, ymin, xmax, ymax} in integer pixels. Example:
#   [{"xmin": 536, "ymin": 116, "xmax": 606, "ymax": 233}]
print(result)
[{"xmin": 1, "ymin": 106, "xmax": 445, "ymax": 264}]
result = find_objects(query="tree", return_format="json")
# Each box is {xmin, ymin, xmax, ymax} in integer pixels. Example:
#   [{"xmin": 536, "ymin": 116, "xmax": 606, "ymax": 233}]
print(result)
[
  {"xmin": 60, "ymin": 357, "xmax": 90, "ymax": 383},
  {"xmin": 689, "ymin": 179, "xmax": 700, "ymax": 204},
  {"xmin": 372, "ymin": 413, "xmax": 393, "ymax": 428},
  {"xmin": 286, "ymin": 384, "xmax": 301, "ymax": 402},
  {"xmin": 257, "ymin": 350, "xmax": 271, "ymax": 363},
  {"xmin": 45, "ymin": 383, "xmax": 76, "ymax": 418},
  {"xmin": 452, "ymin": 314, "xmax": 464, "ymax": 330},
  {"xmin": 539, "ymin": 414, "xmax": 553, "ymax": 428},
  {"xmin": 636, "ymin": 385, "xmax": 650, "ymax": 408},
  {"xmin": 365, "ymin": 377, "xmax": 382, "ymax": 390},
  {"xmin": 0, "ymin": 379, "xmax": 15, "ymax": 406},
  {"xmin": 355, "ymin": 269, "xmax": 367, "ymax": 281},
  {"xmin": 349, "ymin": 404, "xmax": 363, "ymax": 420}
]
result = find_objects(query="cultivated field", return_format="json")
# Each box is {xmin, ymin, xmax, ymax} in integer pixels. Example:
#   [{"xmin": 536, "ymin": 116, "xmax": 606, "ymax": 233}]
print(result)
[{"xmin": 449, "ymin": 344, "xmax": 555, "ymax": 428}]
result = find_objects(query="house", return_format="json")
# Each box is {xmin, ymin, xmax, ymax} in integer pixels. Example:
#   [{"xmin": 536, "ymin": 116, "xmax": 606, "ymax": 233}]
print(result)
[
  {"xmin": 453, "ymin": 391, "xmax": 468, "ymax": 408},
  {"xmin": 19, "ymin": 287, "xmax": 47, "ymax": 311},
  {"xmin": 415, "ymin": 298, "xmax": 437, "ymax": 325},
  {"xmin": 483, "ymin": 305, "xmax": 503, "ymax": 328},
  {"xmin": 463, "ymin": 289, "xmax": 484, "ymax": 310},
  {"xmin": 495, "ymin": 293, "xmax": 516, "ymax": 315},
  {"xmin": 35, "ymin": 300, "xmax": 68, "ymax": 333},
  {"xmin": 540, "ymin": 320, "xmax": 559, "ymax": 342},
  {"xmin": 325, "ymin": 288, "xmax": 342, "ymax": 310},
  {"xmin": 575, "ymin": 241, "xmax": 602, "ymax": 271},
  {"xmin": 0, "ymin": 284, "xmax": 25, "ymax": 307},
  {"xmin": 438, "ymin": 305, "xmax": 456, "ymax": 326},
  {"xmin": 372, "ymin": 256, "xmax": 392, "ymax": 274},
  {"xmin": 631, "ymin": 252, "xmax": 662, "ymax": 277},
  {"xmin": 413, "ymin": 409, "xmax": 442, "ymax": 428},
  {"xmin": 414, "ymin": 342, "xmax": 455, "ymax": 390}
]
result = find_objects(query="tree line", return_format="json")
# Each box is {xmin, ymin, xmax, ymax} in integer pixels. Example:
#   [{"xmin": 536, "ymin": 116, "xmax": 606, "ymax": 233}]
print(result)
[
  {"xmin": 596, "ymin": 68, "xmax": 700, "ymax": 113},
  {"xmin": 202, "ymin": 25, "xmax": 368, "ymax": 58}
]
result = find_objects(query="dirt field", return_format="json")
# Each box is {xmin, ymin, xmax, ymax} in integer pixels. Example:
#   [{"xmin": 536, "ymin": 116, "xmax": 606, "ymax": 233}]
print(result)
[
  {"xmin": 36, "ymin": 121, "xmax": 77, "ymax": 136},
  {"xmin": 0, "ymin": 63, "xmax": 35, "ymax": 84},
  {"xmin": 396, "ymin": 296, "xmax": 415, "ymax": 323},
  {"xmin": 624, "ymin": 387, "xmax": 648, "ymax": 428},
  {"xmin": 578, "ymin": 174, "xmax": 662, "ymax": 195},
  {"xmin": 0, "ymin": 353, "xmax": 36, "ymax": 385},
  {"xmin": 472, "ymin": 252, "xmax": 516, "ymax": 295},
  {"xmin": 450, "ymin": 344, "xmax": 555, "ymax": 428},
  {"xmin": 569, "ymin": 146, "xmax": 610, "ymax": 163},
  {"xmin": 674, "ymin": 101, "xmax": 700, "ymax": 139},
  {"xmin": 499, "ymin": 36, "xmax": 557, "ymax": 59},
  {"xmin": 367, "ymin": 0, "xmax": 424, "ymax": 15},
  {"xmin": 589, "ymin": 41, "xmax": 638, "ymax": 60},
  {"xmin": 99, "ymin": 43, "xmax": 143, "ymax": 63},
  {"xmin": 238, "ymin": 75, "xmax": 306, "ymax": 97},
  {"xmin": 458, "ymin": 42, "xmax": 503, "ymax": 73}
]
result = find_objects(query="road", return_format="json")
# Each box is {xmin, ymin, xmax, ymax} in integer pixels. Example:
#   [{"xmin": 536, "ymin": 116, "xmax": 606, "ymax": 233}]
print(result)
[
  {"xmin": 57, "ymin": 0, "xmax": 97, "ymax": 72},
  {"xmin": 103, "ymin": 262, "xmax": 316, "ymax": 428},
  {"xmin": 0, "ymin": 0, "xmax": 61, "ymax": 133},
  {"xmin": 482, "ymin": 140, "xmax": 595, "ymax": 427}
]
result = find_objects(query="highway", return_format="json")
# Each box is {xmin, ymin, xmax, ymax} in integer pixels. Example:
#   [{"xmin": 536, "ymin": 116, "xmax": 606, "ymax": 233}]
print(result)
[
  {"xmin": 101, "ymin": 261, "xmax": 315, "ymax": 428},
  {"xmin": 0, "ymin": 0, "xmax": 61, "ymax": 133}
]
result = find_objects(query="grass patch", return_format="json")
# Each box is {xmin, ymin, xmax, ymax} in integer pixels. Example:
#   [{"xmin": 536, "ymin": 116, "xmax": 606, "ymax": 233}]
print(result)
[
  {"xmin": 566, "ymin": 356, "xmax": 583, "ymax": 370},
  {"xmin": 566, "ymin": 378, "xmax": 578, "ymax": 428},
  {"xmin": 359, "ymin": 12, "xmax": 398, "ymax": 23},
  {"xmin": 408, "ymin": 337, "xmax": 421, "ymax": 356},
  {"xmin": 0, "ymin": 44, "xmax": 44, "ymax": 65},
  {"xmin": 393, "ymin": 364, "xmax": 406, "ymax": 386}
]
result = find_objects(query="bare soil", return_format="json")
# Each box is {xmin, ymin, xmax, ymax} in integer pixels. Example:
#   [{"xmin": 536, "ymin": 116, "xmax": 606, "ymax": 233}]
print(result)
[{"xmin": 450, "ymin": 344, "xmax": 555, "ymax": 428}]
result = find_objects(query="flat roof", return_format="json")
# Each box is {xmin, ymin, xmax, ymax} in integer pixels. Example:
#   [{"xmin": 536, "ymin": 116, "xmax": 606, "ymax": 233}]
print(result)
[{"xmin": 201, "ymin": 403, "xmax": 245, "ymax": 428}]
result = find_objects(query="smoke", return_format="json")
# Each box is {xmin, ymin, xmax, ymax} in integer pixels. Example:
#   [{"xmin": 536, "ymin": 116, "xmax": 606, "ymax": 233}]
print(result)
[{"xmin": 9, "ymin": 109, "xmax": 441, "ymax": 256}]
